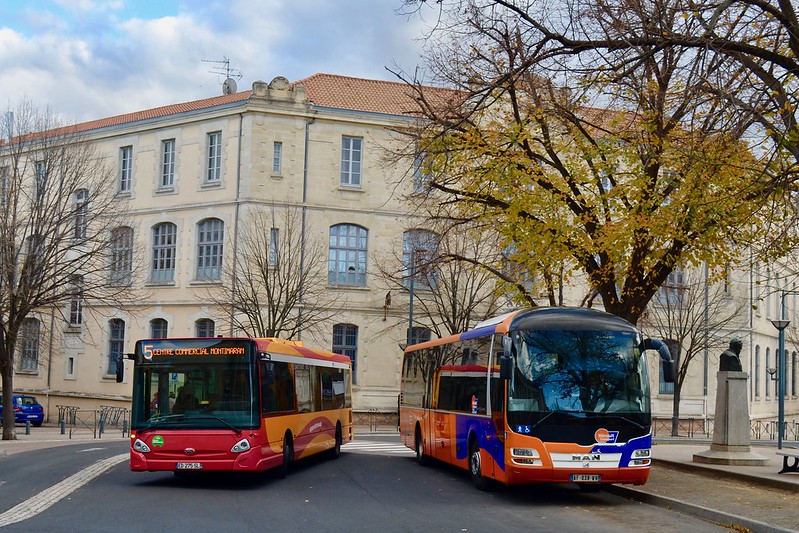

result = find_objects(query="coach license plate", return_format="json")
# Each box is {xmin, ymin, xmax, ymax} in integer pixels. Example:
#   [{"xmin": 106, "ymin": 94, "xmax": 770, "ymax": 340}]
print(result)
[
  {"xmin": 571, "ymin": 474, "xmax": 600, "ymax": 482},
  {"xmin": 176, "ymin": 462, "xmax": 202, "ymax": 470}
]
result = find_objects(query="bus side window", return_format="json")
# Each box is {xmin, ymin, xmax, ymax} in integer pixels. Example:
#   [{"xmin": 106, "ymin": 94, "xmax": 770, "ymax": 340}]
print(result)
[{"xmin": 261, "ymin": 361, "xmax": 296, "ymax": 414}]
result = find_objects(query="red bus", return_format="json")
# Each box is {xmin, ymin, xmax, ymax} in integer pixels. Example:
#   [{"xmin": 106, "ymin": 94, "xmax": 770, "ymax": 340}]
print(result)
[
  {"xmin": 400, "ymin": 307, "xmax": 673, "ymax": 490},
  {"xmin": 117, "ymin": 337, "xmax": 352, "ymax": 476}
]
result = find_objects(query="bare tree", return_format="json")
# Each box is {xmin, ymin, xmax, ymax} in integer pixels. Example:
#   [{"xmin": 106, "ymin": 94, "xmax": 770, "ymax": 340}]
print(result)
[
  {"xmin": 375, "ymin": 220, "xmax": 504, "ymax": 340},
  {"xmin": 0, "ymin": 101, "xmax": 133, "ymax": 439},
  {"xmin": 208, "ymin": 204, "xmax": 342, "ymax": 339},
  {"xmin": 639, "ymin": 267, "xmax": 747, "ymax": 436}
]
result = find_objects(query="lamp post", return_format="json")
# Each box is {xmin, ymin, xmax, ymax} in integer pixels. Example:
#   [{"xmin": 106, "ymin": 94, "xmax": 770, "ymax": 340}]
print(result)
[{"xmin": 770, "ymin": 314, "xmax": 790, "ymax": 450}]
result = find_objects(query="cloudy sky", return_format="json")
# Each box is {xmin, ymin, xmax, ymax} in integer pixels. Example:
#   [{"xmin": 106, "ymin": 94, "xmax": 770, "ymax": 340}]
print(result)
[{"xmin": 0, "ymin": 0, "xmax": 433, "ymax": 123}]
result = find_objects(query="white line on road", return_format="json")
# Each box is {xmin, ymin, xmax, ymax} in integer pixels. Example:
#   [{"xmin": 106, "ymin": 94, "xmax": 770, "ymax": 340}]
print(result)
[{"xmin": 0, "ymin": 453, "xmax": 127, "ymax": 527}]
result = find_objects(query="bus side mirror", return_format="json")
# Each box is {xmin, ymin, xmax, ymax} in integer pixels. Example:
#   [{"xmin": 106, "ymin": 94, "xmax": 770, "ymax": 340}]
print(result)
[
  {"xmin": 643, "ymin": 338, "xmax": 675, "ymax": 383},
  {"xmin": 115, "ymin": 355, "xmax": 125, "ymax": 383},
  {"xmin": 499, "ymin": 354, "xmax": 513, "ymax": 380}
]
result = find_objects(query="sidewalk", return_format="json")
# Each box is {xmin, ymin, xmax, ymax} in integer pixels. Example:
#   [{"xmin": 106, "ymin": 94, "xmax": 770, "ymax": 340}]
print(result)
[{"xmin": 2, "ymin": 425, "xmax": 798, "ymax": 532}]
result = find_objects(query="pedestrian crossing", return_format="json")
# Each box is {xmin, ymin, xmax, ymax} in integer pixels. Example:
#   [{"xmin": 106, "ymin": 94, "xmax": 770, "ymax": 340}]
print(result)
[{"xmin": 342, "ymin": 440, "xmax": 415, "ymax": 457}]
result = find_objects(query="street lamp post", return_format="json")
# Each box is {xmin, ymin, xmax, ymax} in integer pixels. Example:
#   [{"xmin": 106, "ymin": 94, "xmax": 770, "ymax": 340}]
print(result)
[{"xmin": 770, "ymin": 317, "xmax": 789, "ymax": 449}]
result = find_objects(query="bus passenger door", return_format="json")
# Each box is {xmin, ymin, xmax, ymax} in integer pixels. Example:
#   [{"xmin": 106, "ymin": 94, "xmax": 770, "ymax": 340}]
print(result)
[{"xmin": 433, "ymin": 411, "xmax": 452, "ymax": 462}]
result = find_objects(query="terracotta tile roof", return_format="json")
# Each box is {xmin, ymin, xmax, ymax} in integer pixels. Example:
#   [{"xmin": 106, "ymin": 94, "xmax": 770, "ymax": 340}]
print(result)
[
  {"xmin": 295, "ymin": 73, "xmax": 456, "ymax": 117},
  {"xmin": 1, "ymin": 74, "xmax": 458, "ymax": 141}
]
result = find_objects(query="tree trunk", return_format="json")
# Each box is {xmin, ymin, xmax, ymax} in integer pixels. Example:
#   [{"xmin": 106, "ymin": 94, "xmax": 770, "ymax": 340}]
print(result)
[
  {"xmin": 671, "ymin": 387, "xmax": 682, "ymax": 437},
  {"xmin": 1, "ymin": 358, "xmax": 15, "ymax": 440}
]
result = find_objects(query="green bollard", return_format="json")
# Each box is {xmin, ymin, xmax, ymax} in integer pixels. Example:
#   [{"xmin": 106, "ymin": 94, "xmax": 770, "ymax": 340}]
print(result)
[{"xmin": 25, "ymin": 421, "xmax": 31, "ymax": 435}]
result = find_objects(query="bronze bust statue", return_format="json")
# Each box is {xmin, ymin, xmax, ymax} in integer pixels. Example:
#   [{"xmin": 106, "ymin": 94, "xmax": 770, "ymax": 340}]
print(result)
[{"xmin": 719, "ymin": 339, "xmax": 743, "ymax": 372}]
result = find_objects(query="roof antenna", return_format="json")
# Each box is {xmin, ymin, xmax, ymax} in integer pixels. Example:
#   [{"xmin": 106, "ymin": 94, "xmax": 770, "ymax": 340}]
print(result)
[{"xmin": 203, "ymin": 57, "xmax": 243, "ymax": 95}]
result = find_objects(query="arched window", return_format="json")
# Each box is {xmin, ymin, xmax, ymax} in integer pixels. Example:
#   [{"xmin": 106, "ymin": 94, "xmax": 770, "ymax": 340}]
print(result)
[
  {"xmin": 18, "ymin": 318, "xmax": 40, "ymax": 372},
  {"xmin": 108, "ymin": 319, "xmax": 125, "ymax": 374},
  {"xmin": 150, "ymin": 318, "xmax": 168, "ymax": 339},
  {"xmin": 195, "ymin": 319, "xmax": 215, "ymax": 338},
  {"xmin": 754, "ymin": 346, "xmax": 761, "ymax": 398},
  {"xmin": 197, "ymin": 218, "xmax": 224, "ymax": 281},
  {"xmin": 328, "ymin": 224, "xmax": 367, "ymax": 286},
  {"xmin": 151, "ymin": 222, "xmax": 177, "ymax": 282},
  {"xmin": 110, "ymin": 226, "xmax": 134, "ymax": 285},
  {"xmin": 333, "ymin": 323, "xmax": 358, "ymax": 384},
  {"xmin": 403, "ymin": 229, "xmax": 439, "ymax": 290}
]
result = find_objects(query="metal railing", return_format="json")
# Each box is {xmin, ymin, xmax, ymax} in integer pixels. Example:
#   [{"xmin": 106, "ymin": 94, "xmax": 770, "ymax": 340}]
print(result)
[
  {"xmin": 54, "ymin": 405, "xmax": 130, "ymax": 439},
  {"xmin": 653, "ymin": 417, "xmax": 799, "ymax": 442}
]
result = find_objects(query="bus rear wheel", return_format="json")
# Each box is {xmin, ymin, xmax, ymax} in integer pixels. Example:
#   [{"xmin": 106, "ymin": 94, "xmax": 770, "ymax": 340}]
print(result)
[
  {"xmin": 328, "ymin": 424, "xmax": 342, "ymax": 459},
  {"xmin": 415, "ymin": 429, "xmax": 429, "ymax": 466},
  {"xmin": 276, "ymin": 433, "xmax": 293, "ymax": 479}
]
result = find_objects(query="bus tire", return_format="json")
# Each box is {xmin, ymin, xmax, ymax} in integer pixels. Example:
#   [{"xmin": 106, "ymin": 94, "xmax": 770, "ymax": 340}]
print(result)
[
  {"xmin": 469, "ymin": 438, "xmax": 492, "ymax": 491},
  {"xmin": 415, "ymin": 427, "xmax": 429, "ymax": 466},
  {"xmin": 328, "ymin": 423, "xmax": 342, "ymax": 459},
  {"xmin": 277, "ymin": 432, "xmax": 293, "ymax": 479}
]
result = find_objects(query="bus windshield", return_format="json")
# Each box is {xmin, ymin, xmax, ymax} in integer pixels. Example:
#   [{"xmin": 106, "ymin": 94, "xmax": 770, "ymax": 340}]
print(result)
[
  {"xmin": 509, "ymin": 329, "xmax": 649, "ymax": 416},
  {"xmin": 131, "ymin": 353, "xmax": 259, "ymax": 431}
]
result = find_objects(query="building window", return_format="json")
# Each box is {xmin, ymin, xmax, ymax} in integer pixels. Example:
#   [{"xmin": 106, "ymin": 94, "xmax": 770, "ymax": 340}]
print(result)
[
  {"xmin": 152, "ymin": 222, "xmax": 177, "ymax": 282},
  {"xmin": 196, "ymin": 218, "xmax": 224, "ymax": 281},
  {"xmin": 0, "ymin": 165, "xmax": 9, "ymax": 208},
  {"xmin": 66, "ymin": 356, "xmax": 76, "ymax": 379},
  {"xmin": 412, "ymin": 152, "xmax": 431, "ymax": 193},
  {"xmin": 69, "ymin": 275, "xmax": 83, "ymax": 326},
  {"xmin": 108, "ymin": 319, "xmax": 125, "ymax": 374},
  {"xmin": 754, "ymin": 345, "xmax": 761, "ymax": 398},
  {"xmin": 268, "ymin": 227, "xmax": 279, "ymax": 266},
  {"xmin": 409, "ymin": 327, "xmax": 431, "ymax": 346},
  {"xmin": 119, "ymin": 145, "xmax": 132, "ymax": 193},
  {"xmin": 206, "ymin": 131, "xmax": 222, "ymax": 183},
  {"xmin": 403, "ymin": 229, "xmax": 439, "ymax": 290},
  {"xmin": 150, "ymin": 318, "xmax": 168, "ymax": 339},
  {"xmin": 340, "ymin": 136, "xmax": 362, "ymax": 187},
  {"xmin": 18, "ymin": 318, "xmax": 40, "ymax": 372},
  {"xmin": 74, "ymin": 188, "xmax": 88, "ymax": 239},
  {"xmin": 110, "ymin": 226, "xmax": 134, "ymax": 285},
  {"xmin": 160, "ymin": 139, "xmax": 176, "ymax": 188},
  {"xmin": 766, "ymin": 347, "xmax": 771, "ymax": 398},
  {"xmin": 657, "ymin": 267, "xmax": 685, "ymax": 305},
  {"xmin": 333, "ymin": 323, "xmax": 358, "ymax": 384},
  {"xmin": 195, "ymin": 319, "xmax": 215, "ymax": 338},
  {"xmin": 273, "ymin": 141, "xmax": 282, "ymax": 174},
  {"xmin": 34, "ymin": 160, "xmax": 46, "ymax": 200},
  {"xmin": 328, "ymin": 224, "xmax": 367, "ymax": 286}
]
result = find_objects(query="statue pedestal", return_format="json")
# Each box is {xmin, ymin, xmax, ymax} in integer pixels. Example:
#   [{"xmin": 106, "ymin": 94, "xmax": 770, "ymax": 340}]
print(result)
[{"xmin": 693, "ymin": 371, "xmax": 769, "ymax": 466}]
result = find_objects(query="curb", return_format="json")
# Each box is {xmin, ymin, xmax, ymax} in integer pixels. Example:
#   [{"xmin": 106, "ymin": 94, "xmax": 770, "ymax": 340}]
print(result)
[
  {"xmin": 655, "ymin": 458, "xmax": 799, "ymax": 494},
  {"xmin": 605, "ymin": 484, "xmax": 796, "ymax": 533}
]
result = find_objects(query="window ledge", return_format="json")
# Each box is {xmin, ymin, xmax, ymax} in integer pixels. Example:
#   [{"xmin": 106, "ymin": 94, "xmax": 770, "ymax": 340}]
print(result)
[
  {"xmin": 201, "ymin": 181, "xmax": 222, "ymax": 189},
  {"xmin": 146, "ymin": 280, "xmax": 177, "ymax": 287},
  {"xmin": 156, "ymin": 186, "xmax": 176, "ymax": 195},
  {"xmin": 270, "ymin": 173, "xmax": 283, "ymax": 180},
  {"xmin": 327, "ymin": 284, "xmax": 370, "ymax": 291},
  {"xmin": 190, "ymin": 279, "xmax": 222, "ymax": 286},
  {"xmin": 338, "ymin": 185, "xmax": 364, "ymax": 193}
]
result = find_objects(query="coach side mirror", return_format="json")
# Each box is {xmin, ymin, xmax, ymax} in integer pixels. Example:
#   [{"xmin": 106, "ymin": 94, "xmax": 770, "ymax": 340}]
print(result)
[
  {"xmin": 499, "ymin": 354, "xmax": 513, "ymax": 380},
  {"xmin": 643, "ymin": 338, "xmax": 675, "ymax": 383},
  {"xmin": 115, "ymin": 355, "xmax": 125, "ymax": 383}
]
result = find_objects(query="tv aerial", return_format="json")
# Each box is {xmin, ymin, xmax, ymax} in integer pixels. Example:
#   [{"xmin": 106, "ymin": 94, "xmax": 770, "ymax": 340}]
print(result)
[{"xmin": 203, "ymin": 57, "xmax": 243, "ymax": 95}]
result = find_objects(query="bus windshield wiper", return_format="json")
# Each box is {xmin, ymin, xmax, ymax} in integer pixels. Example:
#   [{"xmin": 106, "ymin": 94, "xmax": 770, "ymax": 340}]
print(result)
[
  {"xmin": 146, "ymin": 414, "xmax": 184, "ymax": 428},
  {"xmin": 185, "ymin": 414, "xmax": 243, "ymax": 434}
]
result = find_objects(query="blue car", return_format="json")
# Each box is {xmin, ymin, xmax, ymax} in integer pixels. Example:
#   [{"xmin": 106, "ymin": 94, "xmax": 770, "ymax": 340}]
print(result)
[{"xmin": 0, "ymin": 395, "xmax": 44, "ymax": 427}]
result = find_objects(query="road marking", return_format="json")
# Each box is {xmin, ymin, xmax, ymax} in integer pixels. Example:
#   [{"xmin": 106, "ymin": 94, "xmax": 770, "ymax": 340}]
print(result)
[
  {"xmin": 78, "ymin": 447, "xmax": 106, "ymax": 453},
  {"xmin": 343, "ymin": 440, "xmax": 414, "ymax": 456},
  {"xmin": 0, "ymin": 453, "xmax": 127, "ymax": 527}
]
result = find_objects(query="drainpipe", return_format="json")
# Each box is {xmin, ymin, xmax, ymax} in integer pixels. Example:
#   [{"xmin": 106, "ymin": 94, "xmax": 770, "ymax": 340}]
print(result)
[
  {"xmin": 229, "ymin": 112, "xmax": 244, "ymax": 335},
  {"xmin": 298, "ymin": 116, "xmax": 315, "ymax": 340}
]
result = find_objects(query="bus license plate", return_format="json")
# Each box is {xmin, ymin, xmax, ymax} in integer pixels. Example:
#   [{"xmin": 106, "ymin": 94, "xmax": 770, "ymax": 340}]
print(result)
[
  {"xmin": 571, "ymin": 474, "xmax": 600, "ymax": 482},
  {"xmin": 176, "ymin": 462, "xmax": 202, "ymax": 470}
]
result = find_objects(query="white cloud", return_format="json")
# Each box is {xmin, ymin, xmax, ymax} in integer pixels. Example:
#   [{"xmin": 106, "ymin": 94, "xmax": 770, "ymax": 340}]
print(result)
[{"xmin": 0, "ymin": 0, "xmax": 429, "ymax": 122}]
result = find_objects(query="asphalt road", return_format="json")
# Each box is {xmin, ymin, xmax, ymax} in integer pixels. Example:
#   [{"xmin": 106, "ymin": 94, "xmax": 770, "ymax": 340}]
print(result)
[{"xmin": 0, "ymin": 437, "xmax": 733, "ymax": 532}]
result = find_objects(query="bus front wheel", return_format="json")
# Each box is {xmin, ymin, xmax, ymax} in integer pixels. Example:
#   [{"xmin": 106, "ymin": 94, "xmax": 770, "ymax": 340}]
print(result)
[{"xmin": 469, "ymin": 439, "xmax": 492, "ymax": 491}]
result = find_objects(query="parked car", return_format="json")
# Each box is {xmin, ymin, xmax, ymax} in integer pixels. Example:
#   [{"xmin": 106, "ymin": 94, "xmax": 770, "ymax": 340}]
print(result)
[{"xmin": 0, "ymin": 394, "xmax": 44, "ymax": 427}]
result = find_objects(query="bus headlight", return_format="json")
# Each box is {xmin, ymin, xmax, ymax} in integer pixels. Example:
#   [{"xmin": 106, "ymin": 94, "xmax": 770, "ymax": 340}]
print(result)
[
  {"xmin": 628, "ymin": 448, "xmax": 651, "ymax": 466},
  {"xmin": 133, "ymin": 439, "xmax": 151, "ymax": 453},
  {"xmin": 231, "ymin": 438, "xmax": 251, "ymax": 454},
  {"xmin": 511, "ymin": 447, "xmax": 542, "ymax": 466}
]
